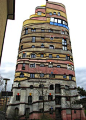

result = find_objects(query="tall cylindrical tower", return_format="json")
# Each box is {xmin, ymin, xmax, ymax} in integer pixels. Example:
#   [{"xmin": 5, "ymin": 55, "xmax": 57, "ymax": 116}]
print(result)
[{"xmin": 7, "ymin": 1, "xmax": 85, "ymax": 120}]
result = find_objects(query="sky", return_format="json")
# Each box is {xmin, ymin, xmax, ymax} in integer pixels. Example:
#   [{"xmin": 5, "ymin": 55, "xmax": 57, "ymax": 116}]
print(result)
[{"xmin": 0, "ymin": 0, "xmax": 86, "ymax": 91}]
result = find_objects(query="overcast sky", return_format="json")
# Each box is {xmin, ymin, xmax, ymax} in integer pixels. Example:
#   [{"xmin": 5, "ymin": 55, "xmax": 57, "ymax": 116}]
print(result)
[{"xmin": 0, "ymin": 0, "xmax": 86, "ymax": 91}]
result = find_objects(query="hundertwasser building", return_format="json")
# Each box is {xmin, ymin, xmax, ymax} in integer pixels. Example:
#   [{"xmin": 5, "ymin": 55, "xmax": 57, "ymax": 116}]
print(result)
[{"xmin": 7, "ymin": 0, "xmax": 85, "ymax": 120}]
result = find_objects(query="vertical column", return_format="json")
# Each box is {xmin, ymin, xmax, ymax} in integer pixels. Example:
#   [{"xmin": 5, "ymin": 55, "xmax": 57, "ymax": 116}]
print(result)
[
  {"xmin": 19, "ymin": 89, "xmax": 26, "ymax": 115},
  {"xmin": 7, "ymin": 88, "xmax": 17, "ymax": 118},
  {"xmin": 61, "ymin": 86, "xmax": 67, "ymax": 120}
]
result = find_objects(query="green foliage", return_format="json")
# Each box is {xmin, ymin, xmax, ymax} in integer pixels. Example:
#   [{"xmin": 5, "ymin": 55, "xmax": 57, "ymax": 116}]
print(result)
[
  {"xmin": 74, "ymin": 87, "xmax": 86, "ymax": 109},
  {"xmin": 84, "ymin": 110, "xmax": 86, "ymax": 116},
  {"xmin": 10, "ymin": 111, "xmax": 20, "ymax": 120},
  {"xmin": 40, "ymin": 115, "xmax": 54, "ymax": 120},
  {"xmin": 77, "ymin": 87, "xmax": 86, "ymax": 97}
]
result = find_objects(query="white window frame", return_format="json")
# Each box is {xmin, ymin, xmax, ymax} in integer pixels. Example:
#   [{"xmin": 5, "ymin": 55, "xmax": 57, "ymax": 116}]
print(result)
[
  {"xmin": 50, "ymin": 17, "xmax": 54, "ymax": 22},
  {"xmin": 54, "ymin": 19, "xmax": 57, "ymax": 23},
  {"xmin": 58, "ymin": 19, "xmax": 61, "ymax": 23}
]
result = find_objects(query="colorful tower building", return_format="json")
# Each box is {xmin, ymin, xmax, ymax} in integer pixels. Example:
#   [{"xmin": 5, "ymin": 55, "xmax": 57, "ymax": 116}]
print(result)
[{"xmin": 7, "ymin": 1, "xmax": 85, "ymax": 120}]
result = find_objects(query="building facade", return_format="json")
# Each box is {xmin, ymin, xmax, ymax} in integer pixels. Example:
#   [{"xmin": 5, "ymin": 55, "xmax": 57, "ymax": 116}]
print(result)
[
  {"xmin": 0, "ymin": 0, "xmax": 15, "ymax": 64},
  {"xmin": 7, "ymin": 1, "xmax": 85, "ymax": 120}
]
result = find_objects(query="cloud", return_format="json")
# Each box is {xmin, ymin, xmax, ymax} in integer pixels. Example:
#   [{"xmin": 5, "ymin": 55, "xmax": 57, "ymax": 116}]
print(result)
[
  {"xmin": 0, "ymin": 62, "xmax": 86, "ymax": 91},
  {"xmin": 0, "ymin": 62, "xmax": 16, "ymax": 91},
  {"xmin": 75, "ymin": 68, "xmax": 86, "ymax": 90}
]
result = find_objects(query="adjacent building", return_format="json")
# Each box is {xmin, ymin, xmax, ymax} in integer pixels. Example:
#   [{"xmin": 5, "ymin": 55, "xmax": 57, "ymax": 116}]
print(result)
[
  {"xmin": 7, "ymin": 0, "xmax": 85, "ymax": 120},
  {"xmin": 0, "ymin": 0, "xmax": 15, "ymax": 64}
]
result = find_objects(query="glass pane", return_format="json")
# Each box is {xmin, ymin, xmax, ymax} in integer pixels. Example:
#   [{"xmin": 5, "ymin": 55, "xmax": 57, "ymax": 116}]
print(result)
[
  {"xmin": 56, "ymin": 55, "xmax": 59, "ymax": 58},
  {"xmin": 62, "ymin": 46, "xmax": 64, "ymax": 50},
  {"xmin": 54, "ymin": 19, "xmax": 57, "ymax": 23},
  {"xmin": 37, "ymin": 12, "xmax": 41, "ymax": 15},
  {"xmin": 53, "ymin": 12, "xmax": 56, "ymax": 15},
  {"xmin": 50, "ymin": 17, "xmax": 54, "ymax": 22},
  {"xmin": 49, "ymin": 12, "xmax": 52, "ymax": 15},
  {"xmin": 58, "ymin": 19, "xmax": 61, "ymax": 23},
  {"xmin": 58, "ymin": 12, "xmax": 60, "ymax": 16},
  {"xmin": 32, "ymin": 45, "xmax": 35, "ymax": 48}
]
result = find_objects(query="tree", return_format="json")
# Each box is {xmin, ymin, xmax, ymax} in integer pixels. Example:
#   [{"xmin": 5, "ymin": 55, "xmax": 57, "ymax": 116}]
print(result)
[
  {"xmin": 0, "ymin": 75, "xmax": 5, "ymax": 91},
  {"xmin": 74, "ymin": 86, "xmax": 86, "ymax": 109}
]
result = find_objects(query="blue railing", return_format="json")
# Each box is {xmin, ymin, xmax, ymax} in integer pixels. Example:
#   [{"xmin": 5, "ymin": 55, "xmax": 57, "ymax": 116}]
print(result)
[{"xmin": 50, "ymin": 22, "xmax": 69, "ymax": 30}]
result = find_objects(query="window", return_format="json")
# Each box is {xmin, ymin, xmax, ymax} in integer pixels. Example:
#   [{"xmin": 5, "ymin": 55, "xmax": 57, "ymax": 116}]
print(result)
[
  {"xmin": 39, "ymin": 96, "xmax": 43, "ymax": 100},
  {"xmin": 63, "ymin": 75, "xmax": 66, "ymax": 78},
  {"xmin": 48, "ymin": 64, "xmax": 53, "ymax": 68},
  {"xmin": 15, "ymin": 108, "xmax": 19, "ymax": 116},
  {"xmin": 41, "ymin": 54, "xmax": 44, "ymax": 57},
  {"xmin": 53, "ymin": 12, "xmax": 56, "ymax": 15},
  {"xmin": 31, "ymin": 28, "xmax": 36, "ymax": 32},
  {"xmin": 65, "ymin": 85, "xmax": 69, "ymax": 90},
  {"xmin": 50, "ymin": 85, "xmax": 54, "ymax": 90},
  {"xmin": 50, "ymin": 37, "xmax": 53, "ymax": 40},
  {"xmin": 32, "ymin": 45, "xmax": 35, "ymax": 48},
  {"xmin": 32, "ymin": 37, "xmax": 35, "ymax": 42},
  {"xmin": 40, "ymin": 64, "xmax": 44, "ymax": 67},
  {"xmin": 48, "ymin": 95, "xmax": 53, "ymax": 101},
  {"xmin": 30, "ymin": 85, "xmax": 33, "ymax": 89},
  {"xmin": 25, "ymin": 108, "xmax": 30, "ymax": 117},
  {"xmin": 41, "ymin": 37, "xmax": 45, "ymax": 40},
  {"xmin": 62, "ymin": 39, "xmax": 67, "ymax": 45},
  {"xmin": 62, "ymin": 39, "xmax": 67, "ymax": 50},
  {"xmin": 63, "ymin": 21, "xmax": 66, "ymax": 25},
  {"xmin": 49, "ymin": 54, "xmax": 52, "ymax": 58},
  {"xmin": 49, "ymin": 74, "xmax": 55, "ymax": 78},
  {"xmin": 30, "ymin": 63, "xmax": 35, "ymax": 68},
  {"xmin": 63, "ymin": 21, "xmax": 67, "ymax": 25},
  {"xmin": 57, "ymin": 65, "xmax": 60, "ymax": 68},
  {"xmin": 41, "ymin": 44, "xmax": 44, "ymax": 48},
  {"xmin": 28, "ymin": 96, "xmax": 32, "ymax": 105},
  {"xmin": 20, "ymin": 72, "xmax": 24, "ymax": 78},
  {"xmin": 56, "ymin": 55, "xmax": 59, "ymax": 58},
  {"xmin": 49, "ymin": 45, "xmax": 54, "ymax": 49},
  {"xmin": 74, "ymin": 110, "xmax": 76, "ymax": 113},
  {"xmin": 40, "ymin": 73, "xmax": 44, "ymax": 77},
  {"xmin": 25, "ymin": 28, "xmax": 28, "ymax": 34},
  {"xmin": 48, "ymin": 29, "xmax": 53, "ymax": 32},
  {"xmin": 66, "ymin": 55, "xmax": 70, "ymax": 60},
  {"xmin": 22, "ymin": 63, "xmax": 25, "ymax": 70},
  {"xmin": 58, "ymin": 12, "xmax": 60, "ymax": 16},
  {"xmin": 49, "ymin": 12, "xmax": 52, "ymax": 15},
  {"xmin": 22, "ymin": 53, "xmax": 26, "ymax": 58},
  {"xmin": 37, "ymin": 11, "xmax": 41, "ymax": 15},
  {"xmin": 30, "ymin": 74, "xmax": 35, "ymax": 78},
  {"xmin": 41, "ymin": 29, "xmax": 45, "ymax": 32},
  {"xmin": 50, "ymin": 17, "xmax": 54, "ymax": 22},
  {"xmin": 54, "ymin": 18, "xmax": 57, "ymax": 23},
  {"xmin": 58, "ymin": 19, "xmax": 61, "ymax": 23},
  {"xmin": 55, "ymin": 96, "xmax": 61, "ymax": 105},
  {"xmin": 49, "ymin": 108, "xmax": 53, "ymax": 114},
  {"xmin": 31, "ymin": 53, "xmax": 36, "ymax": 58},
  {"xmin": 61, "ymin": 31, "xmax": 65, "ymax": 34},
  {"xmin": 67, "ymin": 64, "xmax": 72, "ymax": 70},
  {"xmin": 69, "ymin": 75, "xmax": 73, "ymax": 80},
  {"xmin": 21, "ymin": 45, "xmax": 23, "ymax": 50},
  {"xmin": 55, "ymin": 84, "xmax": 60, "ymax": 93},
  {"xmin": 16, "ymin": 95, "xmax": 20, "ymax": 101},
  {"xmin": 66, "ymin": 97, "xmax": 70, "ymax": 101}
]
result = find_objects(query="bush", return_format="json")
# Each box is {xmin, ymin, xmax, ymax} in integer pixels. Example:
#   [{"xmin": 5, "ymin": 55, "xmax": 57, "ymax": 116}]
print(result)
[
  {"xmin": 40, "ymin": 115, "xmax": 54, "ymax": 120},
  {"xmin": 84, "ymin": 110, "xmax": 86, "ymax": 116}
]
